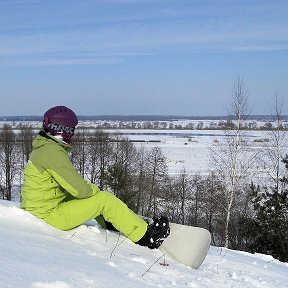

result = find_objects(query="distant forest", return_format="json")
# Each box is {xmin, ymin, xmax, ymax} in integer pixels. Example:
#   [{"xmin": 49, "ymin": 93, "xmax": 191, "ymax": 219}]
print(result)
[{"xmin": 0, "ymin": 114, "xmax": 288, "ymax": 122}]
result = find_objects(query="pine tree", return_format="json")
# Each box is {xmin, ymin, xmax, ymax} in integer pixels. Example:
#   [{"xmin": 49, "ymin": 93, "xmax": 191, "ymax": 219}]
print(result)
[{"xmin": 249, "ymin": 155, "xmax": 288, "ymax": 262}]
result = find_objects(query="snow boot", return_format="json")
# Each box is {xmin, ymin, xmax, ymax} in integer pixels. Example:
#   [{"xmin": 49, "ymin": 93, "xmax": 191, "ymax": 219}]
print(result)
[{"xmin": 136, "ymin": 216, "xmax": 170, "ymax": 249}]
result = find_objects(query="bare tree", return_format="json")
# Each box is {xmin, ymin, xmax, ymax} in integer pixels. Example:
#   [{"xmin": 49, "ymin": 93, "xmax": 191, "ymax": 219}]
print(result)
[
  {"xmin": 17, "ymin": 124, "xmax": 35, "ymax": 163},
  {"xmin": 87, "ymin": 130, "xmax": 113, "ymax": 190},
  {"xmin": 0, "ymin": 125, "xmax": 18, "ymax": 200},
  {"xmin": 202, "ymin": 171, "xmax": 225, "ymax": 245},
  {"xmin": 145, "ymin": 146, "xmax": 168, "ymax": 216},
  {"xmin": 260, "ymin": 94, "xmax": 287, "ymax": 192},
  {"xmin": 17, "ymin": 124, "xmax": 35, "ymax": 192},
  {"xmin": 106, "ymin": 138, "xmax": 137, "ymax": 206},
  {"xmin": 134, "ymin": 146, "xmax": 149, "ymax": 214},
  {"xmin": 169, "ymin": 169, "xmax": 192, "ymax": 225},
  {"xmin": 179, "ymin": 169, "xmax": 190, "ymax": 225},
  {"xmin": 71, "ymin": 129, "xmax": 88, "ymax": 178},
  {"xmin": 210, "ymin": 78, "xmax": 256, "ymax": 247},
  {"xmin": 188, "ymin": 174, "xmax": 203, "ymax": 226}
]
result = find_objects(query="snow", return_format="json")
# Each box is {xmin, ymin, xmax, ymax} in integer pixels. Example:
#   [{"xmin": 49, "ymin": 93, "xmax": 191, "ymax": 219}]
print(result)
[
  {"xmin": 1, "ymin": 200, "xmax": 287, "ymax": 288},
  {"xmin": 113, "ymin": 129, "xmax": 287, "ymax": 176}
]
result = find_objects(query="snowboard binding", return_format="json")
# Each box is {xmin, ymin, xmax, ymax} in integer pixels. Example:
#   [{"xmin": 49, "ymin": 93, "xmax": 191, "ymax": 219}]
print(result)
[{"xmin": 137, "ymin": 216, "xmax": 170, "ymax": 249}]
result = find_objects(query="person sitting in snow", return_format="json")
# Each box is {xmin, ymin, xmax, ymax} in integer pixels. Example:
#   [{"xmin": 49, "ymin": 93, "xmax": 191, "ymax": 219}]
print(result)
[{"xmin": 20, "ymin": 105, "xmax": 170, "ymax": 249}]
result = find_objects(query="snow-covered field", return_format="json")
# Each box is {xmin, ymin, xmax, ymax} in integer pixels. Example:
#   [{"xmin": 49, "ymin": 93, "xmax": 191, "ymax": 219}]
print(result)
[
  {"xmin": 110, "ymin": 129, "xmax": 281, "ymax": 175},
  {"xmin": 1, "ymin": 200, "xmax": 287, "ymax": 288}
]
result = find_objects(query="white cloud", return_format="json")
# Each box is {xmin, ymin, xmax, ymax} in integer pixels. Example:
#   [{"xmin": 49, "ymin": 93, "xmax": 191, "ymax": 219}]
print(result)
[{"xmin": 0, "ymin": 0, "xmax": 288, "ymax": 65}]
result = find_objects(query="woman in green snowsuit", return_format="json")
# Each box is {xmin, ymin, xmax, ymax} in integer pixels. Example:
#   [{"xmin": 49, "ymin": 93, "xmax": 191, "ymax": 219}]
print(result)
[{"xmin": 21, "ymin": 106, "xmax": 169, "ymax": 248}]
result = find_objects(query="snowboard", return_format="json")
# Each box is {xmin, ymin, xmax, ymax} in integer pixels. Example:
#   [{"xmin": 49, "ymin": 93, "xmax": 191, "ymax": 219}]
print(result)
[
  {"xmin": 67, "ymin": 220, "xmax": 211, "ymax": 269},
  {"xmin": 159, "ymin": 223, "xmax": 211, "ymax": 269}
]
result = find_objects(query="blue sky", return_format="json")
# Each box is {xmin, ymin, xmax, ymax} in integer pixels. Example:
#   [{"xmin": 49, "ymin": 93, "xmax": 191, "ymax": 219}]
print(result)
[{"xmin": 0, "ymin": 0, "xmax": 287, "ymax": 116}]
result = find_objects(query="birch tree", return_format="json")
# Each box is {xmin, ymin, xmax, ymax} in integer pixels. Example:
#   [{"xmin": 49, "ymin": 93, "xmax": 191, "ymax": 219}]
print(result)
[{"xmin": 210, "ymin": 78, "xmax": 256, "ymax": 247}]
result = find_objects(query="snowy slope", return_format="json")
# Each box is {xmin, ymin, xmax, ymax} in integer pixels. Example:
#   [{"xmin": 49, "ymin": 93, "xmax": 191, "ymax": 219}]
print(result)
[{"xmin": 0, "ymin": 200, "xmax": 287, "ymax": 288}]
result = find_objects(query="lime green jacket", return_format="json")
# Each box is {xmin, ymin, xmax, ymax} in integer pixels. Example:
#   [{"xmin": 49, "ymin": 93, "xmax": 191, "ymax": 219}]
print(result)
[{"xmin": 20, "ymin": 132, "xmax": 100, "ymax": 219}]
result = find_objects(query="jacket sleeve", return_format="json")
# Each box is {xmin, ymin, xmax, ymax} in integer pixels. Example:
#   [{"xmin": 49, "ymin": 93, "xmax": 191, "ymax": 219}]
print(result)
[{"xmin": 43, "ymin": 143, "xmax": 99, "ymax": 199}]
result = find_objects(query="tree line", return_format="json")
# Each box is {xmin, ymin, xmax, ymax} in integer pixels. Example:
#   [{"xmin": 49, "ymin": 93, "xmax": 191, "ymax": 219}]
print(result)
[{"xmin": 84, "ymin": 118, "xmax": 288, "ymax": 131}]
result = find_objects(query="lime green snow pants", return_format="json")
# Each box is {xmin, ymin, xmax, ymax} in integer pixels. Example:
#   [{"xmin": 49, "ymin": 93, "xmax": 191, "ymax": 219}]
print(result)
[{"xmin": 44, "ymin": 191, "xmax": 147, "ymax": 243}]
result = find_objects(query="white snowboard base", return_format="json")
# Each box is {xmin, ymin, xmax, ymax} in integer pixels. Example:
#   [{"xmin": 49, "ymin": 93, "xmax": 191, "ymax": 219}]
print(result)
[{"xmin": 159, "ymin": 223, "xmax": 211, "ymax": 269}]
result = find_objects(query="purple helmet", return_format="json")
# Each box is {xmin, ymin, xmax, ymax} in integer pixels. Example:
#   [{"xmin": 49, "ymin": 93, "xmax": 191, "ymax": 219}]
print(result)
[{"xmin": 43, "ymin": 106, "xmax": 78, "ymax": 143}]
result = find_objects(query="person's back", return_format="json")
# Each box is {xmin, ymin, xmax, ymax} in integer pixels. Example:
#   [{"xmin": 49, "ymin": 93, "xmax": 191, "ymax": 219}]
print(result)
[{"xmin": 21, "ymin": 131, "xmax": 90, "ymax": 218}]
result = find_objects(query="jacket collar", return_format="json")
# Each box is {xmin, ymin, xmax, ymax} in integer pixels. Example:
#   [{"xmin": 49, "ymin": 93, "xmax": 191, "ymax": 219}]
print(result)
[{"xmin": 37, "ymin": 130, "xmax": 74, "ymax": 152}]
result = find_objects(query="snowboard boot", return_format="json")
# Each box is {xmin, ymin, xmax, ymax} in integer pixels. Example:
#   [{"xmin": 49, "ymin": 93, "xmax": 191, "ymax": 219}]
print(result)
[{"xmin": 136, "ymin": 216, "xmax": 170, "ymax": 249}]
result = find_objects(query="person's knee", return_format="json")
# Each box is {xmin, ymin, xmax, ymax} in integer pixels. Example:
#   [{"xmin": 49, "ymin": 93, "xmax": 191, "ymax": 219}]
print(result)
[
  {"xmin": 96, "ymin": 191, "xmax": 127, "ymax": 217},
  {"xmin": 95, "ymin": 191, "xmax": 122, "ymax": 206}
]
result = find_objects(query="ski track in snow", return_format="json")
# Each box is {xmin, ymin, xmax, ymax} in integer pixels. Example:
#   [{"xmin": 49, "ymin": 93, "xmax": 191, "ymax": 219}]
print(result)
[{"xmin": 0, "ymin": 200, "xmax": 287, "ymax": 288}]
